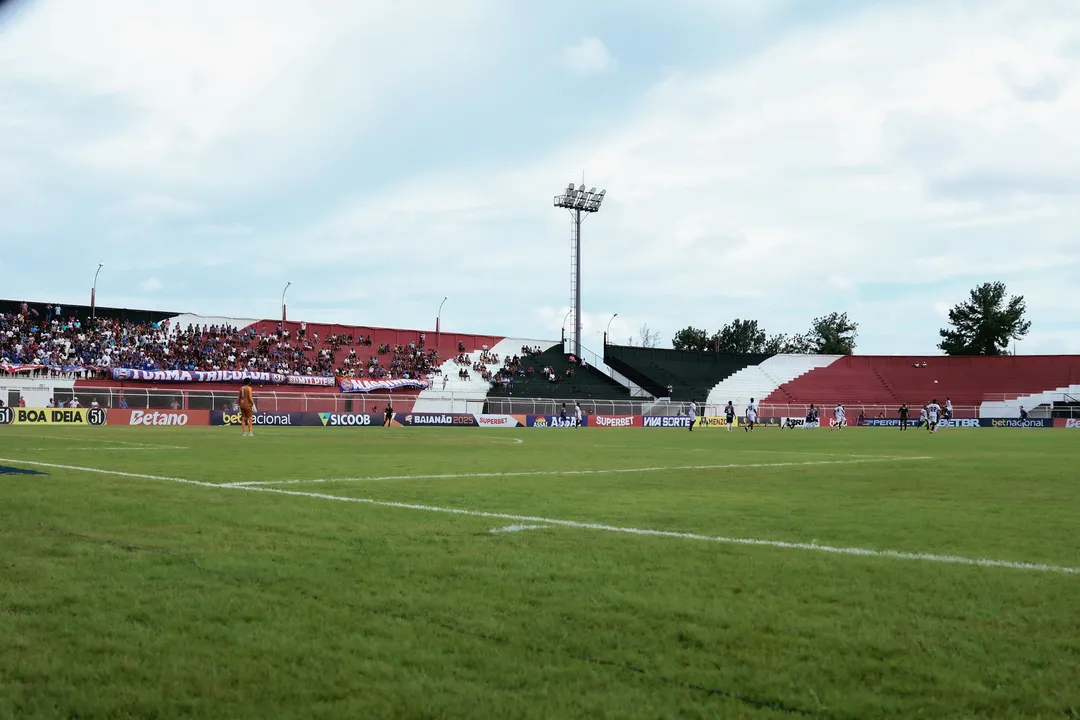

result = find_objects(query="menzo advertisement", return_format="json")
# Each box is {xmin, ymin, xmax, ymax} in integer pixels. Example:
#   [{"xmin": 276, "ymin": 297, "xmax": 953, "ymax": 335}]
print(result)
[{"xmin": 0, "ymin": 407, "xmax": 107, "ymax": 426}]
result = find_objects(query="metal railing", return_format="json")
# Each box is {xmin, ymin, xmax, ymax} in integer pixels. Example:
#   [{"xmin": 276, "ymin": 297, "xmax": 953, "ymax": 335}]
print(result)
[{"xmin": 19, "ymin": 383, "xmax": 1080, "ymax": 419}]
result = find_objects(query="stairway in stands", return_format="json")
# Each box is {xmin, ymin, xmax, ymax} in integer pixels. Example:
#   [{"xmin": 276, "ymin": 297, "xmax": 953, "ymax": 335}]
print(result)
[{"xmin": 708, "ymin": 355, "xmax": 842, "ymax": 410}]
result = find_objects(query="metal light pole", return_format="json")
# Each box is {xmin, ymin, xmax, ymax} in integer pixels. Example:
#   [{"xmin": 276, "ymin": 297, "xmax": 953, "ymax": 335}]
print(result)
[
  {"xmin": 554, "ymin": 182, "xmax": 606, "ymax": 358},
  {"xmin": 561, "ymin": 308, "xmax": 573, "ymax": 346},
  {"xmin": 91, "ymin": 263, "xmax": 104, "ymax": 321},
  {"xmin": 604, "ymin": 312, "xmax": 618, "ymax": 347},
  {"xmin": 437, "ymin": 296, "xmax": 448, "ymax": 341},
  {"xmin": 281, "ymin": 281, "xmax": 291, "ymax": 324}
]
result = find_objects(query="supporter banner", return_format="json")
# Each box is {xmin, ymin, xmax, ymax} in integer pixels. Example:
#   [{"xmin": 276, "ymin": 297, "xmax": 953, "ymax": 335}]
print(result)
[
  {"xmin": 210, "ymin": 411, "xmax": 320, "ymax": 427},
  {"xmin": 693, "ymin": 416, "xmax": 737, "ymax": 428},
  {"xmin": 979, "ymin": 418, "xmax": 1053, "ymax": 428},
  {"xmin": 112, "ymin": 368, "xmax": 335, "ymax": 387},
  {"xmin": 0, "ymin": 406, "xmax": 107, "ymax": 426},
  {"xmin": 473, "ymin": 414, "xmax": 524, "ymax": 428},
  {"xmin": 395, "ymin": 413, "xmax": 478, "ymax": 427},
  {"xmin": 780, "ymin": 417, "xmax": 819, "ymax": 428},
  {"xmin": 110, "ymin": 409, "xmax": 210, "ymax": 426},
  {"xmin": 338, "ymin": 378, "xmax": 430, "ymax": 394},
  {"xmin": 317, "ymin": 412, "xmax": 383, "ymax": 427},
  {"xmin": 641, "ymin": 415, "xmax": 693, "ymax": 428},
  {"xmin": 1056, "ymin": 418, "xmax": 1080, "ymax": 428},
  {"xmin": 592, "ymin": 415, "xmax": 640, "ymax": 428},
  {"xmin": 527, "ymin": 415, "xmax": 588, "ymax": 427}
]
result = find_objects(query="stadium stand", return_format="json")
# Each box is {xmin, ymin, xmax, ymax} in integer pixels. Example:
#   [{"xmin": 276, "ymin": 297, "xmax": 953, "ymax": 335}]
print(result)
[
  {"xmin": 604, "ymin": 345, "xmax": 771, "ymax": 402},
  {"xmin": 486, "ymin": 343, "xmax": 630, "ymax": 401},
  {"xmin": 705, "ymin": 354, "xmax": 842, "ymax": 411},
  {"xmin": 764, "ymin": 355, "xmax": 1080, "ymax": 417}
]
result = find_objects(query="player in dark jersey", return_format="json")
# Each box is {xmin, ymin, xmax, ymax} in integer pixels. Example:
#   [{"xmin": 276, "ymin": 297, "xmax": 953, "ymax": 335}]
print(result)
[
  {"xmin": 383, "ymin": 403, "xmax": 393, "ymax": 427},
  {"xmin": 724, "ymin": 401, "xmax": 735, "ymax": 432},
  {"xmin": 899, "ymin": 403, "xmax": 909, "ymax": 431}
]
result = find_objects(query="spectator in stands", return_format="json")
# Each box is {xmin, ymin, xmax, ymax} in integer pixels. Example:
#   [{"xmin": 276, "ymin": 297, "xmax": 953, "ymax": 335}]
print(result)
[{"xmin": 0, "ymin": 302, "xmax": 439, "ymax": 382}]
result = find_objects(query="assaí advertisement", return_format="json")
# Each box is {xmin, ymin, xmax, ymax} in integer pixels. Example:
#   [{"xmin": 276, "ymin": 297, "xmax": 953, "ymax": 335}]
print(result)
[{"xmin": 0, "ymin": 406, "xmax": 107, "ymax": 426}]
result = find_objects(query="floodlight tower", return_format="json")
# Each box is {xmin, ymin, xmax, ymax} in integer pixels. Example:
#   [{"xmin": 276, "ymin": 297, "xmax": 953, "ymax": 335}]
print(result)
[{"xmin": 553, "ymin": 182, "xmax": 606, "ymax": 358}]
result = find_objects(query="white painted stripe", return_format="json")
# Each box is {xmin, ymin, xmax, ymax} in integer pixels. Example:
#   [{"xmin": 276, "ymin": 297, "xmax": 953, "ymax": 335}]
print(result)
[
  {"xmin": 490, "ymin": 524, "xmax": 548, "ymax": 533},
  {"xmin": 14, "ymin": 447, "xmax": 187, "ymax": 452},
  {"xmin": 221, "ymin": 456, "xmax": 934, "ymax": 487},
  {"xmin": 7, "ymin": 434, "xmax": 188, "ymax": 450},
  {"xmin": 1, "ymin": 456, "xmax": 1074, "ymax": 575}
]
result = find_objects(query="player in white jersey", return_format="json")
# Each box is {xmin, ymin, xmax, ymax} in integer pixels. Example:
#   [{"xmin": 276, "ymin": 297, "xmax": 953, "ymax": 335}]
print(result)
[
  {"xmin": 919, "ymin": 406, "xmax": 928, "ymax": 429},
  {"xmin": 927, "ymin": 399, "xmax": 941, "ymax": 432},
  {"xmin": 687, "ymin": 400, "xmax": 697, "ymax": 432},
  {"xmin": 574, "ymin": 402, "xmax": 583, "ymax": 428},
  {"xmin": 744, "ymin": 399, "xmax": 756, "ymax": 432},
  {"xmin": 832, "ymin": 403, "xmax": 846, "ymax": 430}
]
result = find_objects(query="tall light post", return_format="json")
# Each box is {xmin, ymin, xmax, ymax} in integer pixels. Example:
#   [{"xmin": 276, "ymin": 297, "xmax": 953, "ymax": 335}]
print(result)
[
  {"xmin": 554, "ymin": 181, "xmax": 606, "ymax": 358},
  {"xmin": 91, "ymin": 263, "xmax": 104, "ymax": 321},
  {"xmin": 281, "ymin": 281, "xmax": 291, "ymax": 325},
  {"xmin": 561, "ymin": 308, "xmax": 573, "ymax": 346},
  {"xmin": 604, "ymin": 312, "xmax": 618, "ymax": 347},
  {"xmin": 436, "ymin": 296, "xmax": 448, "ymax": 341}
]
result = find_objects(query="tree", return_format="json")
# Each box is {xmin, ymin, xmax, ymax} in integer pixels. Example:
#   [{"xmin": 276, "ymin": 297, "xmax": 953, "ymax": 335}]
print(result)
[
  {"xmin": 672, "ymin": 326, "xmax": 710, "ymax": 352},
  {"xmin": 806, "ymin": 312, "xmax": 858, "ymax": 354},
  {"xmin": 713, "ymin": 319, "xmax": 767, "ymax": 354},
  {"xmin": 638, "ymin": 324, "xmax": 661, "ymax": 348},
  {"xmin": 763, "ymin": 332, "xmax": 812, "ymax": 354},
  {"xmin": 938, "ymin": 282, "xmax": 1031, "ymax": 355}
]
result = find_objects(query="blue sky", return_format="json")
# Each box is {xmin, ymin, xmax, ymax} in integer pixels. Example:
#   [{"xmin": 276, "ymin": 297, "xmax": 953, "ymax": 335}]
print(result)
[{"xmin": 2, "ymin": 0, "xmax": 1079, "ymax": 354}]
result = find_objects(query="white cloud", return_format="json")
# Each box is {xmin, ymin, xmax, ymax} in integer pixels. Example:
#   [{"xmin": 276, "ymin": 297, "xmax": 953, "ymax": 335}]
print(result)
[
  {"xmin": 561, "ymin": 37, "xmax": 617, "ymax": 75},
  {"xmin": 139, "ymin": 277, "xmax": 163, "ymax": 293}
]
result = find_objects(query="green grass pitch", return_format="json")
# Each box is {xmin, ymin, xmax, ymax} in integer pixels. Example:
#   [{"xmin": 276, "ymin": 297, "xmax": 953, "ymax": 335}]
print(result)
[{"xmin": 1, "ymin": 425, "xmax": 1078, "ymax": 719}]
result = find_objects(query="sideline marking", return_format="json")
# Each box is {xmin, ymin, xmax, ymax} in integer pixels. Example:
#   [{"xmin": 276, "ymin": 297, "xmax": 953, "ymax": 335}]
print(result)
[
  {"xmin": 1, "ymin": 456, "xmax": 1075, "ymax": 576},
  {"xmin": 222, "ymin": 456, "xmax": 934, "ymax": 487},
  {"xmin": 13, "ymin": 447, "xmax": 187, "ymax": 452},
  {"xmin": 490, "ymin": 524, "xmax": 549, "ymax": 533},
  {"xmin": 8, "ymin": 434, "xmax": 188, "ymax": 450}
]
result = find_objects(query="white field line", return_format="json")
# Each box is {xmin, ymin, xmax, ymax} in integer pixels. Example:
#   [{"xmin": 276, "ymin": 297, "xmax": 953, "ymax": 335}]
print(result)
[
  {"xmin": 14, "ymin": 447, "xmax": 186, "ymax": 452},
  {"xmin": 490, "ymin": 524, "xmax": 549, "ymax": 533},
  {"xmin": 9, "ymin": 434, "xmax": 188, "ymax": 450},
  {"xmin": 221, "ymin": 456, "xmax": 934, "ymax": 487},
  {"xmin": 3, "ymin": 456, "xmax": 1077, "ymax": 575}
]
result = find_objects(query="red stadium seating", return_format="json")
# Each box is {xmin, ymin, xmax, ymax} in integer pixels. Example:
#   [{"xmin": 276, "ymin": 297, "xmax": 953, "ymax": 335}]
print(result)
[{"xmin": 767, "ymin": 355, "xmax": 1080, "ymax": 409}]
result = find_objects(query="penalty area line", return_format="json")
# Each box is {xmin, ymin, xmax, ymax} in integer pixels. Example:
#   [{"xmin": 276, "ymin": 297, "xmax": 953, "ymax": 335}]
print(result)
[
  {"xmin": 221, "ymin": 456, "xmax": 935, "ymax": 487},
  {"xmin": 0, "ymin": 456, "xmax": 1075, "ymax": 576}
]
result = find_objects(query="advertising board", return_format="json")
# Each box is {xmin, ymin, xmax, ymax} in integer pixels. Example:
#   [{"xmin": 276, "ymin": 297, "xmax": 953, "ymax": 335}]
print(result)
[
  {"xmin": 527, "ymin": 415, "xmax": 587, "ymax": 427},
  {"xmin": 1055, "ymin": 418, "xmax": 1080, "ymax": 428},
  {"xmin": 396, "ymin": 413, "xmax": 478, "ymax": 427},
  {"xmin": 0, "ymin": 406, "xmax": 107, "ymax": 426},
  {"xmin": 641, "ymin": 416, "xmax": 692, "ymax": 428},
  {"xmin": 979, "ymin": 418, "xmax": 1053, "ymax": 428},
  {"xmin": 779, "ymin": 417, "xmax": 819, "ymax": 428},
  {"xmin": 109, "ymin": 409, "xmax": 210, "ymax": 426},
  {"xmin": 472, "ymin": 414, "xmax": 524, "ymax": 428},
  {"xmin": 693, "ymin": 416, "xmax": 736, "ymax": 428},
  {"xmin": 317, "ymin": 413, "xmax": 383, "ymax": 427},
  {"xmin": 592, "ymin": 415, "xmax": 639, "ymax": 428},
  {"xmin": 211, "ymin": 411, "xmax": 314, "ymax": 427}
]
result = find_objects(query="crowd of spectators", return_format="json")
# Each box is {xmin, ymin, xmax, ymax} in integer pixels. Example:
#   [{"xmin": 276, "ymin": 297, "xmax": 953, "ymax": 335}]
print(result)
[{"xmin": 0, "ymin": 304, "xmax": 441, "ymax": 381}]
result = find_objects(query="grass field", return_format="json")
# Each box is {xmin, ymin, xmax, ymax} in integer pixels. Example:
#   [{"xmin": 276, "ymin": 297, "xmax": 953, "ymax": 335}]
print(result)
[{"xmin": 1, "ymin": 424, "xmax": 1078, "ymax": 719}]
